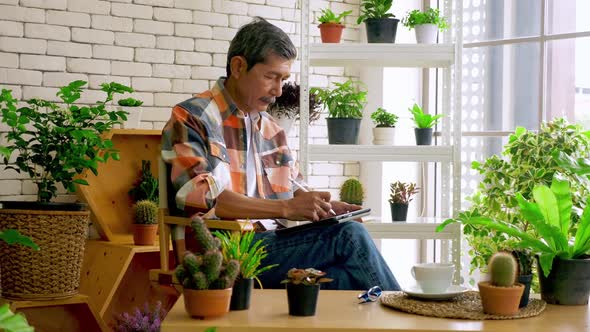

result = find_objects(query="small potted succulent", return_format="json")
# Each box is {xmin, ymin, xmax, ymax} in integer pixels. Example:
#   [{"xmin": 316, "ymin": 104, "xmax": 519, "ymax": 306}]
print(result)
[
  {"xmin": 311, "ymin": 79, "xmax": 367, "ymax": 144},
  {"xmin": 402, "ymin": 8, "xmax": 449, "ymax": 43},
  {"xmin": 281, "ymin": 268, "xmax": 333, "ymax": 316},
  {"xmin": 267, "ymin": 81, "xmax": 321, "ymax": 134},
  {"xmin": 370, "ymin": 107, "xmax": 399, "ymax": 145},
  {"xmin": 408, "ymin": 103, "xmax": 443, "ymax": 145},
  {"xmin": 175, "ymin": 217, "xmax": 240, "ymax": 318},
  {"xmin": 213, "ymin": 230, "xmax": 278, "ymax": 311},
  {"xmin": 388, "ymin": 181, "xmax": 419, "ymax": 221},
  {"xmin": 478, "ymin": 252, "xmax": 524, "ymax": 315},
  {"xmin": 112, "ymin": 301, "xmax": 166, "ymax": 332},
  {"xmin": 357, "ymin": 0, "xmax": 398, "ymax": 43},
  {"xmin": 339, "ymin": 178, "xmax": 364, "ymax": 205},
  {"xmin": 317, "ymin": 8, "xmax": 352, "ymax": 43}
]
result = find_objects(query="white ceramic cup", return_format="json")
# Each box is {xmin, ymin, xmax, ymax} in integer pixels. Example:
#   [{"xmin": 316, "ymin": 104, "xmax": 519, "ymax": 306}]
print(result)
[{"xmin": 411, "ymin": 263, "xmax": 454, "ymax": 293}]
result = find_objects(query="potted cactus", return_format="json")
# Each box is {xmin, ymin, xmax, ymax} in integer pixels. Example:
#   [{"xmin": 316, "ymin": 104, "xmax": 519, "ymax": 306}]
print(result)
[
  {"xmin": 132, "ymin": 200, "xmax": 159, "ymax": 246},
  {"xmin": 478, "ymin": 252, "xmax": 524, "ymax": 315},
  {"xmin": 388, "ymin": 181, "xmax": 419, "ymax": 221},
  {"xmin": 339, "ymin": 178, "xmax": 364, "ymax": 205},
  {"xmin": 175, "ymin": 217, "xmax": 240, "ymax": 318},
  {"xmin": 281, "ymin": 268, "xmax": 332, "ymax": 316}
]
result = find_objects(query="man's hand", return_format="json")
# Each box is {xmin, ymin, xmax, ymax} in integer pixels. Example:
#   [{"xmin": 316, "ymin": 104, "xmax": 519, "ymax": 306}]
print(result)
[
  {"xmin": 283, "ymin": 191, "xmax": 333, "ymax": 221},
  {"xmin": 331, "ymin": 201, "xmax": 364, "ymax": 222}
]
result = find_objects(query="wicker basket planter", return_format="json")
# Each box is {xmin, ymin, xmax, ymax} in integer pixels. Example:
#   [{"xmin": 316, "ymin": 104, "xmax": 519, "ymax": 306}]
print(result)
[{"xmin": 0, "ymin": 208, "xmax": 89, "ymax": 300}]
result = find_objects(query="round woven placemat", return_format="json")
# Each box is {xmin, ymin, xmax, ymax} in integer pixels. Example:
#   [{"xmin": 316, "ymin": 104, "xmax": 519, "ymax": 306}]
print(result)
[{"xmin": 380, "ymin": 291, "xmax": 546, "ymax": 320}]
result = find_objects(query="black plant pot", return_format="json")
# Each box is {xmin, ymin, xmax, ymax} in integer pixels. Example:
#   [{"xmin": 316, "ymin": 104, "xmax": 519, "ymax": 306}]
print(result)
[
  {"xmin": 414, "ymin": 128, "xmax": 433, "ymax": 146},
  {"xmin": 286, "ymin": 283, "xmax": 320, "ymax": 316},
  {"xmin": 517, "ymin": 274, "xmax": 533, "ymax": 308},
  {"xmin": 538, "ymin": 256, "xmax": 590, "ymax": 305},
  {"xmin": 390, "ymin": 203, "xmax": 409, "ymax": 222},
  {"xmin": 230, "ymin": 277, "xmax": 253, "ymax": 311},
  {"xmin": 327, "ymin": 118, "xmax": 361, "ymax": 144},
  {"xmin": 365, "ymin": 18, "xmax": 399, "ymax": 43}
]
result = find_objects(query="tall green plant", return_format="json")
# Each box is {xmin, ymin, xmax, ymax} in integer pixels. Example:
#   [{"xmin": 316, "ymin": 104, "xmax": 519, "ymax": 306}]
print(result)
[
  {"xmin": 357, "ymin": 0, "xmax": 395, "ymax": 24},
  {"xmin": 409, "ymin": 103, "xmax": 443, "ymax": 128},
  {"xmin": 311, "ymin": 80, "xmax": 367, "ymax": 119}
]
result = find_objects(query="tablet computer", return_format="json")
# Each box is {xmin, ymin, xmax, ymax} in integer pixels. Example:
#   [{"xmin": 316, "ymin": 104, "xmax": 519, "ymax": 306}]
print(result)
[{"xmin": 275, "ymin": 208, "xmax": 371, "ymax": 235}]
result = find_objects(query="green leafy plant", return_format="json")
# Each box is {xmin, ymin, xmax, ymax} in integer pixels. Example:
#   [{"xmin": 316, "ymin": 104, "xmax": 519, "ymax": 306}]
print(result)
[
  {"xmin": 370, "ymin": 107, "xmax": 399, "ymax": 127},
  {"xmin": 0, "ymin": 229, "xmax": 39, "ymax": 250},
  {"xmin": 512, "ymin": 249, "xmax": 534, "ymax": 276},
  {"xmin": 0, "ymin": 304, "xmax": 33, "ymax": 332},
  {"xmin": 408, "ymin": 103, "xmax": 443, "ymax": 128},
  {"xmin": 0, "ymin": 80, "xmax": 142, "ymax": 202},
  {"xmin": 318, "ymin": 8, "xmax": 352, "ymax": 24},
  {"xmin": 267, "ymin": 81, "xmax": 321, "ymax": 122},
  {"xmin": 402, "ymin": 8, "xmax": 449, "ymax": 31},
  {"xmin": 133, "ymin": 200, "xmax": 158, "ymax": 225},
  {"xmin": 488, "ymin": 252, "xmax": 517, "ymax": 287},
  {"xmin": 128, "ymin": 160, "xmax": 158, "ymax": 203},
  {"xmin": 339, "ymin": 178, "xmax": 364, "ymax": 205},
  {"xmin": 311, "ymin": 80, "xmax": 367, "ymax": 119},
  {"xmin": 280, "ymin": 268, "xmax": 333, "ymax": 285},
  {"xmin": 213, "ymin": 230, "xmax": 277, "ymax": 287},
  {"xmin": 357, "ymin": 0, "xmax": 395, "ymax": 24},
  {"xmin": 437, "ymin": 175, "xmax": 590, "ymax": 277},
  {"xmin": 388, "ymin": 181, "xmax": 419, "ymax": 205}
]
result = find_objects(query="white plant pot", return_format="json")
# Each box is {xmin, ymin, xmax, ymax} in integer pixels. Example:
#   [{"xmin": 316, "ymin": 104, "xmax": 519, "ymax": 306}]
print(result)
[
  {"xmin": 274, "ymin": 115, "xmax": 295, "ymax": 135},
  {"xmin": 121, "ymin": 107, "xmax": 143, "ymax": 129},
  {"xmin": 372, "ymin": 127, "xmax": 396, "ymax": 145},
  {"xmin": 415, "ymin": 24, "xmax": 438, "ymax": 44}
]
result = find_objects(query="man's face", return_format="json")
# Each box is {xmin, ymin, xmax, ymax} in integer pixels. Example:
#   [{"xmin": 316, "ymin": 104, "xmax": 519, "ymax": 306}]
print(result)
[{"xmin": 234, "ymin": 53, "xmax": 293, "ymax": 113}]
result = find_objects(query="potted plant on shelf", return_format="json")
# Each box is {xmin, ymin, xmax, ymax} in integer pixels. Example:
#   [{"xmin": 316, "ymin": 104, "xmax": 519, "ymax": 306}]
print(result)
[
  {"xmin": 281, "ymin": 268, "xmax": 333, "ymax": 316},
  {"xmin": 267, "ymin": 81, "xmax": 321, "ymax": 134},
  {"xmin": 512, "ymin": 249, "xmax": 534, "ymax": 308},
  {"xmin": 132, "ymin": 200, "xmax": 159, "ymax": 246},
  {"xmin": 402, "ymin": 8, "xmax": 449, "ymax": 44},
  {"xmin": 318, "ymin": 8, "xmax": 352, "ymax": 43},
  {"xmin": 370, "ymin": 107, "xmax": 398, "ymax": 145},
  {"xmin": 388, "ymin": 181, "xmax": 419, "ymax": 221},
  {"xmin": 112, "ymin": 301, "xmax": 166, "ymax": 332},
  {"xmin": 339, "ymin": 178, "xmax": 364, "ymax": 205},
  {"xmin": 408, "ymin": 103, "xmax": 443, "ymax": 145},
  {"xmin": 175, "ymin": 217, "xmax": 240, "ymax": 318},
  {"xmin": 478, "ymin": 252, "xmax": 524, "ymax": 315},
  {"xmin": 311, "ymin": 79, "xmax": 367, "ymax": 144},
  {"xmin": 213, "ymin": 230, "xmax": 278, "ymax": 311},
  {"xmin": 437, "ymin": 175, "xmax": 590, "ymax": 305},
  {"xmin": 128, "ymin": 160, "xmax": 159, "ymax": 204},
  {"xmin": 357, "ymin": 0, "xmax": 399, "ymax": 43},
  {"xmin": 0, "ymin": 80, "xmax": 141, "ymax": 300}
]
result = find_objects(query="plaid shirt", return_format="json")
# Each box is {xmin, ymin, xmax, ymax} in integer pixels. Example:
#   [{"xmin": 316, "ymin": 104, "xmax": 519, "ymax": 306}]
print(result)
[{"xmin": 161, "ymin": 78, "xmax": 305, "ymax": 217}]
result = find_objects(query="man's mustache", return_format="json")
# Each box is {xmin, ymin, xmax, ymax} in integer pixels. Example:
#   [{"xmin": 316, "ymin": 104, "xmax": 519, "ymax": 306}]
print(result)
[{"xmin": 260, "ymin": 96, "xmax": 276, "ymax": 104}]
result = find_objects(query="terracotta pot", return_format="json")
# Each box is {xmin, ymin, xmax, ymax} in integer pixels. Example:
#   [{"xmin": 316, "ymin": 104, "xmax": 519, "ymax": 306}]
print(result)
[
  {"xmin": 133, "ymin": 224, "xmax": 158, "ymax": 245},
  {"xmin": 184, "ymin": 288, "xmax": 233, "ymax": 318},
  {"xmin": 319, "ymin": 23, "xmax": 344, "ymax": 43},
  {"xmin": 478, "ymin": 281, "xmax": 524, "ymax": 315}
]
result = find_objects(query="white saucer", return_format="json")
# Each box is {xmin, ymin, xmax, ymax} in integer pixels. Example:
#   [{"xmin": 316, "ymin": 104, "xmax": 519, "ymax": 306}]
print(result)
[{"xmin": 401, "ymin": 285, "xmax": 470, "ymax": 300}]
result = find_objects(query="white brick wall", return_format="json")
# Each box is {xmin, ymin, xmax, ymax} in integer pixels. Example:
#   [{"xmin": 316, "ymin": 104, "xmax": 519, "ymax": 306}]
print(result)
[{"xmin": 0, "ymin": 0, "xmax": 361, "ymax": 220}]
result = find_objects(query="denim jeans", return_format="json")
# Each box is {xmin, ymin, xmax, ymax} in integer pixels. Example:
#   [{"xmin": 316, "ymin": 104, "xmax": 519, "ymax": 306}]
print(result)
[{"xmin": 253, "ymin": 221, "xmax": 401, "ymax": 291}]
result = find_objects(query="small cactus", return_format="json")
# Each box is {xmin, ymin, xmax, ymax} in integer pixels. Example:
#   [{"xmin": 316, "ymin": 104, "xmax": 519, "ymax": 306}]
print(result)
[
  {"xmin": 489, "ymin": 252, "xmax": 518, "ymax": 287},
  {"xmin": 133, "ymin": 200, "xmax": 158, "ymax": 224},
  {"xmin": 339, "ymin": 178, "xmax": 364, "ymax": 205}
]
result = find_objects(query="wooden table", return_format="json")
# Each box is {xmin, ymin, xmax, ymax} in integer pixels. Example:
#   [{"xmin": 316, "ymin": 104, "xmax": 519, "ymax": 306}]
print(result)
[{"xmin": 161, "ymin": 289, "xmax": 589, "ymax": 332}]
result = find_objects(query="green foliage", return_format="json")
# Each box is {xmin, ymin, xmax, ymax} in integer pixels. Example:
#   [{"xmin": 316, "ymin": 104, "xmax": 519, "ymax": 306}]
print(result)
[
  {"xmin": 280, "ymin": 268, "xmax": 333, "ymax": 285},
  {"xmin": 488, "ymin": 252, "xmax": 517, "ymax": 287},
  {"xmin": 128, "ymin": 160, "xmax": 158, "ymax": 203},
  {"xmin": 512, "ymin": 249, "xmax": 534, "ymax": 276},
  {"xmin": 357, "ymin": 0, "xmax": 395, "ymax": 24},
  {"xmin": 0, "ymin": 304, "xmax": 33, "ymax": 332},
  {"xmin": 370, "ymin": 107, "xmax": 399, "ymax": 127},
  {"xmin": 311, "ymin": 80, "xmax": 367, "ymax": 119},
  {"xmin": 339, "ymin": 178, "xmax": 364, "ymax": 205},
  {"xmin": 437, "ymin": 175, "xmax": 590, "ymax": 277},
  {"xmin": 133, "ymin": 200, "xmax": 158, "ymax": 225},
  {"xmin": 0, "ymin": 80, "xmax": 142, "ymax": 202},
  {"xmin": 460, "ymin": 118, "xmax": 590, "ymax": 274},
  {"xmin": 213, "ymin": 230, "xmax": 277, "ymax": 287},
  {"xmin": 388, "ymin": 181, "xmax": 419, "ymax": 205},
  {"xmin": 408, "ymin": 103, "xmax": 443, "ymax": 128},
  {"xmin": 318, "ymin": 8, "xmax": 352, "ymax": 24},
  {"xmin": 402, "ymin": 8, "xmax": 449, "ymax": 31},
  {"xmin": 0, "ymin": 229, "xmax": 39, "ymax": 250},
  {"xmin": 174, "ymin": 218, "xmax": 240, "ymax": 290}
]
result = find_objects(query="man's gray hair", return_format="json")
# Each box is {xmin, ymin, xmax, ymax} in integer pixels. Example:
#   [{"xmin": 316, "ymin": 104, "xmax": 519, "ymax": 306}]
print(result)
[{"xmin": 226, "ymin": 17, "xmax": 297, "ymax": 77}]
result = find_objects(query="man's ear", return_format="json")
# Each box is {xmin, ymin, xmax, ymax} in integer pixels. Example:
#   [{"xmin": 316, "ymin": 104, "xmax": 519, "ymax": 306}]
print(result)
[{"xmin": 229, "ymin": 56, "xmax": 247, "ymax": 79}]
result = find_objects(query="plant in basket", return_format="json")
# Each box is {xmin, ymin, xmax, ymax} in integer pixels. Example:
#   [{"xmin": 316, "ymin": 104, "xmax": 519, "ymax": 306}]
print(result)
[
  {"xmin": 213, "ymin": 230, "xmax": 278, "ymax": 310},
  {"xmin": 317, "ymin": 8, "xmax": 352, "ymax": 43},
  {"xmin": 388, "ymin": 181, "xmax": 419, "ymax": 221},
  {"xmin": 267, "ymin": 81, "xmax": 321, "ymax": 134},
  {"xmin": 175, "ymin": 217, "xmax": 240, "ymax": 318},
  {"xmin": 0, "ymin": 80, "xmax": 141, "ymax": 300},
  {"xmin": 281, "ymin": 268, "xmax": 333, "ymax": 316}
]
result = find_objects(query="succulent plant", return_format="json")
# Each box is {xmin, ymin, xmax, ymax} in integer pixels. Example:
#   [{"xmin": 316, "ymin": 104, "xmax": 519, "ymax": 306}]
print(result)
[
  {"xmin": 339, "ymin": 178, "xmax": 364, "ymax": 205},
  {"xmin": 488, "ymin": 252, "xmax": 518, "ymax": 287},
  {"xmin": 280, "ymin": 268, "xmax": 333, "ymax": 285},
  {"xmin": 133, "ymin": 200, "xmax": 158, "ymax": 225},
  {"xmin": 174, "ymin": 217, "xmax": 240, "ymax": 290}
]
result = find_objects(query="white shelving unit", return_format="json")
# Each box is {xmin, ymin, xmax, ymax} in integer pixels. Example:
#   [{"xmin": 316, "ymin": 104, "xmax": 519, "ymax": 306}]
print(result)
[{"xmin": 298, "ymin": 1, "xmax": 463, "ymax": 283}]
